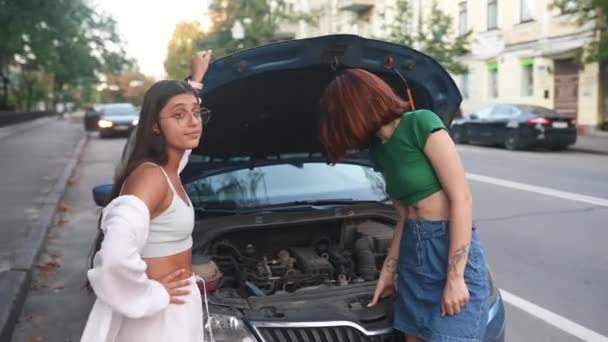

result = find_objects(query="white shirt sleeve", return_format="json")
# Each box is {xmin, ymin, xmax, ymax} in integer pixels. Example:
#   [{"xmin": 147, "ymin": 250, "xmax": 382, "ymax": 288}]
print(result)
[
  {"xmin": 178, "ymin": 149, "xmax": 192, "ymax": 174},
  {"xmin": 87, "ymin": 195, "xmax": 170, "ymax": 318}
]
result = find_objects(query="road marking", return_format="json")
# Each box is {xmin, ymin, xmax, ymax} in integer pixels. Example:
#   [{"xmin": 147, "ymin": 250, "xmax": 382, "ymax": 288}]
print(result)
[
  {"xmin": 456, "ymin": 146, "xmax": 484, "ymax": 153},
  {"xmin": 500, "ymin": 289, "xmax": 608, "ymax": 341},
  {"xmin": 466, "ymin": 173, "xmax": 608, "ymax": 208}
]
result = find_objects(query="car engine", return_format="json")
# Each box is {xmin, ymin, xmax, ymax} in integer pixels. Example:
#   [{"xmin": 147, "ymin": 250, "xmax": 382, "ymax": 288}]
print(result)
[{"xmin": 201, "ymin": 220, "xmax": 393, "ymax": 298}]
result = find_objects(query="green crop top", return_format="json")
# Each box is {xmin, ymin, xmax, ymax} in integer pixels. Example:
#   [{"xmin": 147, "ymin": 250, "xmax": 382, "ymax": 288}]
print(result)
[{"xmin": 369, "ymin": 109, "xmax": 447, "ymax": 205}]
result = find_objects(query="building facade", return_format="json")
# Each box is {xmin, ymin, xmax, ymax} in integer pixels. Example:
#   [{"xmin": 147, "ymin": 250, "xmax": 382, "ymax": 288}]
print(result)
[
  {"xmin": 441, "ymin": 0, "xmax": 606, "ymax": 132},
  {"xmin": 282, "ymin": 0, "xmax": 607, "ymax": 132}
]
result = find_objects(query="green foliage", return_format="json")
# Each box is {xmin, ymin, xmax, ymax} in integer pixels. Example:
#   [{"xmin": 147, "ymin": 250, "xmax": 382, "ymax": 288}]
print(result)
[
  {"xmin": 196, "ymin": 0, "xmax": 313, "ymax": 60},
  {"xmin": 550, "ymin": 0, "xmax": 608, "ymax": 64},
  {"xmin": 0, "ymin": 0, "xmax": 132, "ymax": 110},
  {"xmin": 165, "ymin": 21, "xmax": 203, "ymax": 80},
  {"xmin": 387, "ymin": 0, "xmax": 471, "ymax": 74}
]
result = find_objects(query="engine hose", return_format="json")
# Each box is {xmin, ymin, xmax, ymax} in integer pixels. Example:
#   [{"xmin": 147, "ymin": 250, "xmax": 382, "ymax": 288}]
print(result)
[
  {"xmin": 211, "ymin": 241, "xmax": 258, "ymax": 264},
  {"xmin": 210, "ymin": 240, "xmax": 241, "ymax": 256},
  {"xmin": 354, "ymin": 236, "xmax": 377, "ymax": 281},
  {"xmin": 311, "ymin": 236, "xmax": 332, "ymax": 253}
]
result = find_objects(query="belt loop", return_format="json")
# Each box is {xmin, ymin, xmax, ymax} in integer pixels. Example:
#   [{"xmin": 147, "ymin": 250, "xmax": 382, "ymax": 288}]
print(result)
[{"xmin": 415, "ymin": 221, "xmax": 422, "ymax": 241}]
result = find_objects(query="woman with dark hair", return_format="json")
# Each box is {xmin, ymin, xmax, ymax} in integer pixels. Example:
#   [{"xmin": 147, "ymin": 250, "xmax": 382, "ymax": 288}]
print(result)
[
  {"xmin": 320, "ymin": 68, "xmax": 489, "ymax": 342},
  {"xmin": 81, "ymin": 51, "xmax": 213, "ymax": 342}
]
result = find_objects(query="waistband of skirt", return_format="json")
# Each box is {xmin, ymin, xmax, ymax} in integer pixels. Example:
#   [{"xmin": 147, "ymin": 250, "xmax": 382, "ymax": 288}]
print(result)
[{"xmin": 404, "ymin": 219, "xmax": 477, "ymax": 240}]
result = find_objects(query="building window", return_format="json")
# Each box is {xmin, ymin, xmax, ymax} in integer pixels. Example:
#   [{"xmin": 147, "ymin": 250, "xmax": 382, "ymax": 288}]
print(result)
[
  {"xmin": 487, "ymin": 0, "xmax": 498, "ymax": 30},
  {"xmin": 461, "ymin": 73, "xmax": 470, "ymax": 99},
  {"xmin": 521, "ymin": 0, "xmax": 534, "ymax": 22},
  {"xmin": 521, "ymin": 59, "xmax": 534, "ymax": 96},
  {"xmin": 458, "ymin": 2, "xmax": 468, "ymax": 36},
  {"xmin": 488, "ymin": 63, "xmax": 498, "ymax": 98}
]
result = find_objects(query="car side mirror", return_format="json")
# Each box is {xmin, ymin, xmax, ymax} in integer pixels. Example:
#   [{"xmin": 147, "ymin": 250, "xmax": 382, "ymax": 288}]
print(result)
[{"xmin": 92, "ymin": 184, "xmax": 114, "ymax": 207}]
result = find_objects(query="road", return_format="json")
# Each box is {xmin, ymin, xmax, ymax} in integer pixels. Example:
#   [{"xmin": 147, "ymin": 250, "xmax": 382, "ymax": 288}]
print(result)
[
  {"xmin": 458, "ymin": 144, "xmax": 608, "ymax": 342},
  {"xmin": 7, "ymin": 131, "xmax": 608, "ymax": 341},
  {"xmin": 10, "ymin": 131, "xmax": 123, "ymax": 342}
]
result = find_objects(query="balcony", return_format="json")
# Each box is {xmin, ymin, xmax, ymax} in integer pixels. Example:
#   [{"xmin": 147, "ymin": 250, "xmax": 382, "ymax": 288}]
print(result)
[{"xmin": 338, "ymin": 0, "xmax": 374, "ymax": 13}]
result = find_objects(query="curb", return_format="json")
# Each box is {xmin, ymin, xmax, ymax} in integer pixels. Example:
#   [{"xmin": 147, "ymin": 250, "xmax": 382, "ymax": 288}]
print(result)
[
  {"xmin": 0, "ymin": 134, "xmax": 89, "ymax": 342},
  {"xmin": 0, "ymin": 116, "xmax": 60, "ymax": 141},
  {"xmin": 569, "ymin": 147, "xmax": 608, "ymax": 155}
]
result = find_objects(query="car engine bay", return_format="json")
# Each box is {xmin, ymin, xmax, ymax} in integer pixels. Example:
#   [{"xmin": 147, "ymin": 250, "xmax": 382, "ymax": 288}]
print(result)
[{"xmin": 194, "ymin": 219, "xmax": 394, "ymax": 299}]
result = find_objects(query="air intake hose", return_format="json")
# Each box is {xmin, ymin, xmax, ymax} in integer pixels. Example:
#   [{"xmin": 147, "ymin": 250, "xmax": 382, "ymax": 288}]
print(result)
[{"xmin": 355, "ymin": 236, "xmax": 377, "ymax": 281}]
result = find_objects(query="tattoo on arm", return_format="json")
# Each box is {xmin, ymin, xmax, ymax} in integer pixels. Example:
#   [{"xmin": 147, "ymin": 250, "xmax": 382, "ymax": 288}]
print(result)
[
  {"xmin": 383, "ymin": 257, "xmax": 398, "ymax": 273},
  {"xmin": 448, "ymin": 244, "xmax": 469, "ymax": 275}
]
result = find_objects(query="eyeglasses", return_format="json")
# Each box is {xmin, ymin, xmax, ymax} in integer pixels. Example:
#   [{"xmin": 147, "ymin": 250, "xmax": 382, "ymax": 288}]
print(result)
[{"xmin": 160, "ymin": 107, "xmax": 211, "ymax": 127}]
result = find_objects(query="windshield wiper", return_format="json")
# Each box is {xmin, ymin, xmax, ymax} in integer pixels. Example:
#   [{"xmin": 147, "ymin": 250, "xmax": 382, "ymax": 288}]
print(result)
[
  {"xmin": 195, "ymin": 198, "xmax": 391, "ymax": 215},
  {"xmin": 263, "ymin": 198, "xmax": 391, "ymax": 207}
]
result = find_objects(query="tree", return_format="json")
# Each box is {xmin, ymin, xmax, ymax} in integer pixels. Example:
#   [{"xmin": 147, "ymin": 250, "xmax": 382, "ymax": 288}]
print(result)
[
  {"xmin": 387, "ymin": 0, "xmax": 471, "ymax": 74},
  {"xmin": 551, "ymin": 0, "xmax": 608, "ymax": 64},
  {"xmin": 100, "ymin": 70, "xmax": 156, "ymax": 106},
  {"xmin": 11, "ymin": 69, "xmax": 53, "ymax": 111},
  {"xmin": 0, "ymin": 0, "xmax": 50, "ymax": 109},
  {"xmin": 196, "ymin": 0, "xmax": 312, "ymax": 59},
  {"xmin": 36, "ymin": 5, "xmax": 132, "ymax": 110},
  {"xmin": 164, "ymin": 21, "xmax": 203, "ymax": 80},
  {"xmin": 385, "ymin": 0, "xmax": 416, "ymax": 47},
  {"xmin": 0, "ymin": 0, "xmax": 132, "ymax": 110}
]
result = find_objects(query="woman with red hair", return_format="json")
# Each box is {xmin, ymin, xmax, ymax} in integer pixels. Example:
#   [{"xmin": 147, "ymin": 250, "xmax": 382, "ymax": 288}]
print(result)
[{"xmin": 320, "ymin": 69, "xmax": 489, "ymax": 342}]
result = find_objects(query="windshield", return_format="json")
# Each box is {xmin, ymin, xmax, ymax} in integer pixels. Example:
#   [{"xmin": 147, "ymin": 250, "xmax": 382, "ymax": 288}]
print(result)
[
  {"xmin": 517, "ymin": 105, "xmax": 557, "ymax": 117},
  {"xmin": 184, "ymin": 162, "xmax": 387, "ymax": 209},
  {"xmin": 102, "ymin": 104, "xmax": 138, "ymax": 116}
]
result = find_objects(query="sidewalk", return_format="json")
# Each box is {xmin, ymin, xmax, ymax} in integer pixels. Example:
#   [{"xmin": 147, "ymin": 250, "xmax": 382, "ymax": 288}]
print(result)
[
  {"xmin": 572, "ymin": 132, "xmax": 608, "ymax": 155},
  {"xmin": 9, "ymin": 121, "xmax": 124, "ymax": 341},
  {"xmin": 0, "ymin": 114, "xmax": 86, "ymax": 340}
]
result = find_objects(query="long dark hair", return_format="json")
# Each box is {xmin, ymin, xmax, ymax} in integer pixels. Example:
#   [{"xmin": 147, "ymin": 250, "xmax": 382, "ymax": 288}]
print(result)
[{"xmin": 86, "ymin": 80, "xmax": 198, "ymax": 291}]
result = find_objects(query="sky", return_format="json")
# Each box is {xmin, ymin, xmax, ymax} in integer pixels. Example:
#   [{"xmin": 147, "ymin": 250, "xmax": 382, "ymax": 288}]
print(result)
[{"xmin": 93, "ymin": 0, "xmax": 210, "ymax": 79}]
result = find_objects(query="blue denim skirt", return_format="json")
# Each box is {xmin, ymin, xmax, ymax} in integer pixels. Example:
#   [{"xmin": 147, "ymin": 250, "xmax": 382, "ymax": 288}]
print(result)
[{"xmin": 394, "ymin": 219, "xmax": 490, "ymax": 342}]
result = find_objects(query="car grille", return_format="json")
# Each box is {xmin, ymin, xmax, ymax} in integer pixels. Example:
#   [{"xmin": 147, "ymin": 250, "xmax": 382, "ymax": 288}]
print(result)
[{"xmin": 254, "ymin": 325, "xmax": 393, "ymax": 342}]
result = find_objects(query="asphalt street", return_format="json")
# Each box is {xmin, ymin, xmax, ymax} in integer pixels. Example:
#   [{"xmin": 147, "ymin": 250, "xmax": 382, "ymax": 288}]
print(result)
[
  {"xmin": 6, "ymin": 126, "xmax": 608, "ymax": 341},
  {"xmin": 458, "ymin": 144, "xmax": 608, "ymax": 342}
]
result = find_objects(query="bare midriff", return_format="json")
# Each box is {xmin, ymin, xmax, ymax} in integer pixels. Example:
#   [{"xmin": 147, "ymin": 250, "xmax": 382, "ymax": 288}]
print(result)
[
  {"xmin": 405, "ymin": 189, "xmax": 450, "ymax": 221},
  {"xmin": 144, "ymin": 249, "xmax": 193, "ymax": 282}
]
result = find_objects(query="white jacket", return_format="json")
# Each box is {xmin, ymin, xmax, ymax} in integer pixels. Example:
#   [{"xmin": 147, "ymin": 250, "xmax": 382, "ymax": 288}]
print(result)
[
  {"xmin": 81, "ymin": 195, "xmax": 171, "ymax": 341},
  {"xmin": 81, "ymin": 150, "xmax": 192, "ymax": 342}
]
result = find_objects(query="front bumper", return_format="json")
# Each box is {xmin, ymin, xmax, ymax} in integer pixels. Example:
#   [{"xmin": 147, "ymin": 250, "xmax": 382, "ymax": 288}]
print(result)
[
  {"xmin": 99, "ymin": 123, "xmax": 136, "ymax": 135},
  {"xmin": 485, "ymin": 293, "xmax": 506, "ymax": 342},
  {"xmin": 218, "ymin": 292, "xmax": 506, "ymax": 342}
]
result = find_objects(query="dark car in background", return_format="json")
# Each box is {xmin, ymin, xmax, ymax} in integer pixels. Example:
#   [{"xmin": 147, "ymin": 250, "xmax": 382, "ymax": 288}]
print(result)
[
  {"xmin": 450, "ymin": 104, "xmax": 577, "ymax": 150},
  {"xmin": 96, "ymin": 102, "xmax": 139, "ymax": 138},
  {"xmin": 83, "ymin": 104, "xmax": 105, "ymax": 132},
  {"xmin": 93, "ymin": 35, "xmax": 505, "ymax": 342}
]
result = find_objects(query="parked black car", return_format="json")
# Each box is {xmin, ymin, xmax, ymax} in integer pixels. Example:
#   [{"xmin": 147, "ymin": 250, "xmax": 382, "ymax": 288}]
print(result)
[
  {"xmin": 450, "ymin": 104, "xmax": 577, "ymax": 150},
  {"xmin": 93, "ymin": 34, "xmax": 505, "ymax": 342},
  {"xmin": 83, "ymin": 104, "xmax": 105, "ymax": 132}
]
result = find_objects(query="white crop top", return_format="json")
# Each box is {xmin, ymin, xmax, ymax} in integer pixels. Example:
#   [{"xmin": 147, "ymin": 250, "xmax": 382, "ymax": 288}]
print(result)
[{"xmin": 129, "ymin": 162, "xmax": 194, "ymax": 258}]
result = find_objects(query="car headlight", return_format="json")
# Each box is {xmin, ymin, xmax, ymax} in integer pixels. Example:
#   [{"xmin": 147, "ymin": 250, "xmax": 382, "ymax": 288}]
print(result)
[
  {"xmin": 98, "ymin": 119, "xmax": 113, "ymax": 128},
  {"xmin": 203, "ymin": 314, "xmax": 256, "ymax": 342},
  {"xmin": 132, "ymin": 118, "xmax": 139, "ymax": 126}
]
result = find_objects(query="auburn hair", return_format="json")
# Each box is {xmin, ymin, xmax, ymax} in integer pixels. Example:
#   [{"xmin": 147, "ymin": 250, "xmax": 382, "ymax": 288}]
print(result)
[{"xmin": 319, "ymin": 68, "xmax": 410, "ymax": 161}]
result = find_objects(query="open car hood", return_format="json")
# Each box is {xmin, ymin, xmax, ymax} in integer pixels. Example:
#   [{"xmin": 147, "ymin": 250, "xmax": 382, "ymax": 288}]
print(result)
[{"xmin": 196, "ymin": 34, "xmax": 462, "ymax": 158}]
